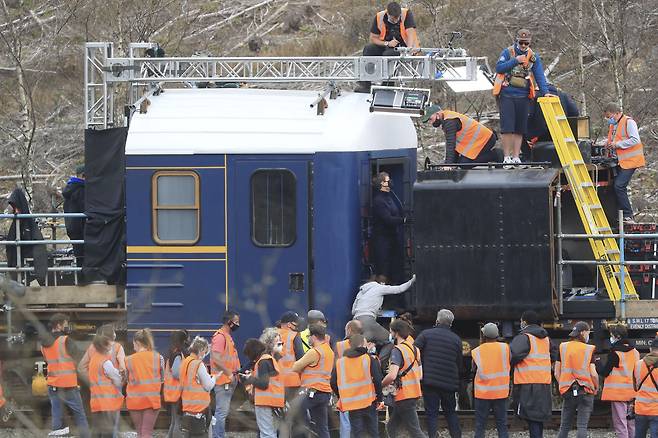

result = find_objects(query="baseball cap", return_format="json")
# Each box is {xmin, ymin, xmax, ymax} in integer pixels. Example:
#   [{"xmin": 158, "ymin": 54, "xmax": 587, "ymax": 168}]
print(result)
[
  {"xmin": 307, "ymin": 310, "xmax": 326, "ymax": 321},
  {"xmin": 481, "ymin": 322, "xmax": 499, "ymax": 339},
  {"xmin": 280, "ymin": 311, "xmax": 301, "ymax": 324},
  {"xmin": 516, "ymin": 29, "xmax": 532, "ymax": 41},
  {"xmin": 421, "ymin": 104, "xmax": 442, "ymax": 123},
  {"xmin": 568, "ymin": 321, "xmax": 591, "ymax": 338}
]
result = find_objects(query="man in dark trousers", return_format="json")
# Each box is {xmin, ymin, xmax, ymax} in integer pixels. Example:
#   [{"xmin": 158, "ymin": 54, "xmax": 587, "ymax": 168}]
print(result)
[
  {"xmin": 355, "ymin": 2, "xmax": 420, "ymax": 93},
  {"xmin": 414, "ymin": 309, "xmax": 463, "ymax": 438},
  {"xmin": 62, "ymin": 164, "xmax": 86, "ymax": 264},
  {"xmin": 370, "ymin": 171, "xmax": 404, "ymax": 284}
]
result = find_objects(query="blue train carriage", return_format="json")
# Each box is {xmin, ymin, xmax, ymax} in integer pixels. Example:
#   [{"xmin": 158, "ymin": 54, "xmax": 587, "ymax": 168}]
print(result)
[{"xmin": 124, "ymin": 87, "xmax": 418, "ymax": 350}]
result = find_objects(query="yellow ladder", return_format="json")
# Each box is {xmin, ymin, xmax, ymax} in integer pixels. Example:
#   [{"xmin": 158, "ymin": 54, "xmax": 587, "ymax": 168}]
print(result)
[{"xmin": 539, "ymin": 96, "xmax": 637, "ymax": 301}]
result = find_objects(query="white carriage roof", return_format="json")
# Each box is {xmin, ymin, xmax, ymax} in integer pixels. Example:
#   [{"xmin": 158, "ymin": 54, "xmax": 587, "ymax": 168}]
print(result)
[{"xmin": 126, "ymin": 88, "xmax": 418, "ymax": 155}]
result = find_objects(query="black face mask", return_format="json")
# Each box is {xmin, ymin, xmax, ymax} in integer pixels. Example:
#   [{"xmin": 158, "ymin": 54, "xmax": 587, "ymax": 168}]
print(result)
[{"xmin": 229, "ymin": 322, "xmax": 240, "ymax": 332}]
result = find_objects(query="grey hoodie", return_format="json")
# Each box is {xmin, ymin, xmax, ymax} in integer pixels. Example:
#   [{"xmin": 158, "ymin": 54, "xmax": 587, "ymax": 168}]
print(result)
[{"xmin": 352, "ymin": 276, "xmax": 415, "ymax": 318}]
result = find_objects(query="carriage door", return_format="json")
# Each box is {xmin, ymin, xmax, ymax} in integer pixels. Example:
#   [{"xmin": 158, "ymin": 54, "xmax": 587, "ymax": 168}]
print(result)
[{"xmin": 229, "ymin": 157, "xmax": 311, "ymax": 330}]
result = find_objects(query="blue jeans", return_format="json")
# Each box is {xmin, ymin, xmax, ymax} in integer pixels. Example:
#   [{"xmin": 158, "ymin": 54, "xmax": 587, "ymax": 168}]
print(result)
[
  {"xmin": 474, "ymin": 398, "xmax": 508, "ymax": 438},
  {"xmin": 255, "ymin": 406, "xmax": 279, "ymax": 438},
  {"xmin": 213, "ymin": 382, "xmax": 236, "ymax": 438},
  {"xmin": 48, "ymin": 386, "xmax": 90, "ymax": 438},
  {"xmin": 423, "ymin": 386, "xmax": 461, "ymax": 438},
  {"xmin": 527, "ymin": 420, "xmax": 544, "ymax": 438},
  {"xmin": 635, "ymin": 415, "xmax": 658, "ymax": 438},
  {"xmin": 557, "ymin": 392, "xmax": 594, "ymax": 438},
  {"xmin": 614, "ymin": 167, "xmax": 636, "ymax": 217},
  {"xmin": 349, "ymin": 404, "xmax": 379, "ymax": 438},
  {"xmin": 339, "ymin": 410, "xmax": 351, "ymax": 438}
]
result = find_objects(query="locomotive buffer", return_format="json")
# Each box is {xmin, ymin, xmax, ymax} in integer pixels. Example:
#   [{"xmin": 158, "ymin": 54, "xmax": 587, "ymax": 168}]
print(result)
[{"xmin": 539, "ymin": 96, "xmax": 638, "ymax": 302}]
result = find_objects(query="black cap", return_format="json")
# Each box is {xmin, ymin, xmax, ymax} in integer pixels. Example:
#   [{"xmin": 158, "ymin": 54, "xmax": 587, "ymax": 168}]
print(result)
[
  {"xmin": 280, "ymin": 311, "xmax": 301, "ymax": 324},
  {"xmin": 569, "ymin": 321, "xmax": 591, "ymax": 338}
]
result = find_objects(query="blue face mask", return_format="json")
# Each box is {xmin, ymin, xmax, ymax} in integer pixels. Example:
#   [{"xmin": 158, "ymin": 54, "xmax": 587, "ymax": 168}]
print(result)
[{"xmin": 608, "ymin": 116, "xmax": 617, "ymax": 125}]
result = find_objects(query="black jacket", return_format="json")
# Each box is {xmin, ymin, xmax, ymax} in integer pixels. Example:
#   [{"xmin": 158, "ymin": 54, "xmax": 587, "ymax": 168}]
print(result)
[
  {"xmin": 510, "ymin": 324, "xmax": 558, "ymax": 366},
  {"xmin": 62, "ymin": 177, "xmax": 86, "ymax": 239},
  {"xmin": 330, "ymin": 346, "xmax": 383, "ymax": 403},
  {"xmin": 6, "ymin": 189, "xmax": 47, "ymax": 282},
  {"xmin": 597, "ymin": 339, "xmax": 637, "ymax": 378},
  {"xmin": 414, "ymin": 324, "xmax": 462, "ymax": 391},
  {"xmin": 372, "ymin": 191, "xmax": 403, "ymax": 237}
]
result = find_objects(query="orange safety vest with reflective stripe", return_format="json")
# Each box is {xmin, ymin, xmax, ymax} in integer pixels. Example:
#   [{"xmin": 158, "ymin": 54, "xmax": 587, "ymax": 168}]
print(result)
[
  {"xmin": 336, "ymin": 354, "xmax": 376, "ymax": 411},
  {"xmin": 181, "ymin": 356, "xmax": 211, "ymax": 414},
  {"xmin": 394, "ymin": 341, "xmax": 422, "ymax": 402},
  {"xmin": 278, "ymin": 327, "xmax": 301, "ymax": 387},
  {"xmin": 557, "ymin": 341, "xmax": 596, "ymax": 395},
  {"xmin": 492, "ymin": 47, "xmax": 537, "ymax": 99},
  {"xmin": 211, "ymin": 328, "xmax": 240, "ymax": 386},
  {"xmin": 0, "ymin": 383, "xmax": 5, "ymax": 408},
  {"xmin": 89, "ymin": 349, "xmax": 124, "ymax": 412},
  {"xmin": 601, "ymin": 349, "xmax": 639, "ymax": 401},
  {"xmin": 375, "ymin": 8, "xmax": 409, "ymax": 45},
  {"xmin": 301, "ymin": 342, "xmax": 334, "ymax": 392},
  {"xmin": 254, "ymin": 354, "xmax": 285, "ymax": 408},
  {"xmin": 634, "ymin": 360, "xmax": 658, "ymax": 416},
  {"xmin": 335, "ymin": 340, "xmax": 349, "ymax": 359},
  {"xmin": 163, "ymin": 353, "xmax": 184, "ymax": 403},
  {"xmin": 125, "ymin": 351, "xmax": 162, "ymax": 410},
  {"xmin": 442, "ymin": 110, "xmax": 494, "ymax": 160},
  {"xmin": 41, "ymin": 336, "xmax": 78, "ymax": 388},
  {"xmin": 472, "ymin": 342, "xmax": 511, "ymax": 400},
  {"xmin": 513, "ymin": 333, "xmax": 551, "ymax": 384},
  {"xmin": 608, "ymin": 115, "xmax": 646, "ymax": 170}
]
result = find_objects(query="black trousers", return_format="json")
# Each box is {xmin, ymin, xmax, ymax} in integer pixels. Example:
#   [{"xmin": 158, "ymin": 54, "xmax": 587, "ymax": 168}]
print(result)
[
  {"xmin": 362, "ymin": 43, "xmax": 400, "ymax": 57},
  {"xmin": 350, "ymin": 404, "xmax": 379, "ymax": 437}
]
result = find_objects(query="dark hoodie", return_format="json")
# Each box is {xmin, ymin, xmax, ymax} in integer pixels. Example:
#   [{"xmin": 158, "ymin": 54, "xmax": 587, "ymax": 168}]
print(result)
[
  {"xmin": 6, "ymin": 188, "xmax": 47, "ymax": 283},
  {"xmin": 331, "ymin": 346, "xmax": 383, "ymax": 404},
  {"xmin": 62, "ymin": 177, "xmax": 85, "ymax": 239},
  {"xmin": 510, "ymin": 323, "xmax": 558, "ymax": 366},
  {"xmin": 597, "ymin": 338, "xmax": 637, "ymax": 378}
]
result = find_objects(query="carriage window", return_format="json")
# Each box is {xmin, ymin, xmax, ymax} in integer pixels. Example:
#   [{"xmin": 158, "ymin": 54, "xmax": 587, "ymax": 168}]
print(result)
[
  {"xmin": 251, "ymin": 170, "xmax": 296, "ymax": 247},
  {"xmin": 152, "ymin": 171, "xmax": 200, "ymax": 244}
]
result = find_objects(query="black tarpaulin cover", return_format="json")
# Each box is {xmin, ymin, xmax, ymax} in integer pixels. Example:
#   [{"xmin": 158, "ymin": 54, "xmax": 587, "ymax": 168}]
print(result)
[{"xmin": 83, "ymin": 127, "xmax": 127, "ymax": 284}]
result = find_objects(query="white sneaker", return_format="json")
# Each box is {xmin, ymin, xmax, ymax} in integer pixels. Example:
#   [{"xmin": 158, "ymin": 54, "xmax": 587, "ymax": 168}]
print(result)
[
  {"xmin": 48, "ymin": 427, "xmax": 70, "ymax": 436},
  {"xmin": 503, "ymin": 156, "xmax": 513, "ymax": 164},
  {"xmin": 512, "ymin": 157, "xmax": 522, "ymax": 164}
]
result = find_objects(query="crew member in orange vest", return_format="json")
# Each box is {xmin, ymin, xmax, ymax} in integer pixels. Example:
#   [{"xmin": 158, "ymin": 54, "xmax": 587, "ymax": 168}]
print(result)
[
  {"xmin": 164, "ymin": 330, "xmax": 190, "ymax": 438},
  {"xmin": 334, "ymin": 319, "xmax": 364, "ymax": 438},
  {"xmin": 211, "ymin": 310, "xmax": 241, "ymax": 438},
  {"xmin": 0, "ymin": 361, "xmax": 7, "ymax": 414},
  {"xmin": 276, "ymin": 311, "xmax": 305, "ymax": 437},
  {"xmin": 382, "ymin": 319, "xmax": 425, "ymax": 438},
  {"xmin": 40, "ymin": 313, "xmax": 90, "ymax": 438},
  {"xmin": 494, "ymin": 29, "xmax": 553, "ymax": 165},
  {"xmin": 603, "ymin": 102, "xmax": 646, "ymax": 223},
  {"xmin": 354, "ymin": 2, "xmax": 420, "ymax": 93},
  {"xmin": 633, "ymin": 337, "xmax": 658, "ymax": 437},
  {"xmin": 510, "ymin": 310, "xmax": 555, "ymax": 438},
  {"xmin": 423, "ymin": 105, "xmax": 500, "ymax": 165},
  {"xmin": 472, "ymin": 323, "xmax": 510, "ymax": 438},
  {"xmin": 125, "ymin": 328, "xmax": 164, "ymax": 438},
  {"xmin": 292, "ymin": 323, "xmax": 335, "ymax": 438},
  {"xmin": 555, "ymin": 321, "xmax": 598, "ymax": 438},
  {"xmin": 331, "ymin": 333, "xmax": 383, "ymax": 438},
  {"xmin": 180, "ymin": 336, "xmax": 216, "ymax": 438},
  {"xmin": 240, "ymin": 328, "xmax": 285, "ymax": 438},
  {"xmin": 78, "ymin": 324, "xmax": 126, "ymax": 380},
  {"xmin": 88, "ymin": 333, "xmax": 124, "ymax": 438},
  {"xmin": 598, "ymin": 325, "xmax": 639, "ymax": 438}
]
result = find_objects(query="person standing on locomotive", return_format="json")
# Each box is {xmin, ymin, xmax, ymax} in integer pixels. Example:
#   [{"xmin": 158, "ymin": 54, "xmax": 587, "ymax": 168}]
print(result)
[
  {"xmin": 603, "ymin": 102, "xmax": 646, "ymax": 223},
  {"xmin": 211, "ymin": 310, "xmax": 241, "ymax": 438},
  {"xmin": 62, "ymin": 164, "xmax": 86, "ymax": 265},
  {"xmin": 371, "ymin": 171, "xmax": 406, "ymax": 284}
]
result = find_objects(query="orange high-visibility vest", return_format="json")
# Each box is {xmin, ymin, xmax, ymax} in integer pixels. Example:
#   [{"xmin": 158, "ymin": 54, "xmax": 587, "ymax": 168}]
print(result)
[
  {"xmin": 513, "ymin": 334, "xmax": 551, "ymax": 385},
  {"xmin": 278, "ymin": 327, "xmax": 301, "ymax": 387},
  {"xmin": 0, "ymin": 383, "xmax": 5, "ymax": 408},
  {"xmin": 163, "ymin": 353, "xmax": 184, "ymax": 403},
  {"xmin": 254, "ymin": 354, "xmax": 285, "ymax": 408},
  {"xmin": 375, "ymin": 8, "xmax": 409, "ymax": 45},
  {"xmin": 41, "ymin": 336, "xmax": 78, "ymax": 388},
  {"xmin": 472, "ymin": 342, "xmax": 511, "ymax": 400},
  {"xmin": 601, "ymin": 349, "xmax": 640, "ymax": 402},
  {"xmin": 442, "ymin": 110, "xmax": 495, "ymax": 160},
  {"xmin": 125, "ymin": 351, "xmax": 162, "ymax": 410},
  {"xmin": 301, "ymin": 342, "xmax": 334, "ymax": 393},
  {"xmin": 394, "ymin": 341, "xmax": 422, "ymax": 402},
  {"xmin": 608, "ymin": 115, "xmax": 646, "ymax": 169},
  {"xmin": 335, "ymin": 340, "xmax": 349, "ymax": 359},
  {"xmin": 492, "ymin": 47, "xmax": 537, "ymax": 99},
  {"xmin": 336, "ymin": 354, "xmax": 376, "ymax": 411},
  {"xmin": 634, "ymin": 360, "xmax": 658, "ymax": 416},
  {"xmin": 89, "ymin": 349, "xmax": 124, "ymax": 412},
  {"xmin": 211, "ymin": 328, "xmax": 240, "ymax": 386},
  {"xmin": 181, "ymin": 356, "xmax": 211, "ymax": 414},
  {"xmin": 558, "ymin": 341, "xmax": 596, "ymax": 395}
]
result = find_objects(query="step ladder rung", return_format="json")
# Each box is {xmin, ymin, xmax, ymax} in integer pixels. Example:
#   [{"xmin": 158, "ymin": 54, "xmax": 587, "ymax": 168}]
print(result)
[
  {"xmin": 580, "ymin": 182, "xmax": 594, "ymax": 188},
  {"xmin": 565, "ymin": 137, "xmax": 577, "ymax": 143},
  {"xmin": 589, "ymin": 204, "xmax": 603, "ymax": 210},
  {"xmin": 605, "ymin": 249, "xmax": 620, "ymax": 255},
  {"xmin": 597, "ymin": 227, "xmax": 612, "ymax": 233},
  {"xmin": 556, "ymin": 115, "xmax": 567, "ymax": 120},
  {"xmin": 571, "ymin": 160, "xmax": 584, "ymax": 166}
]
